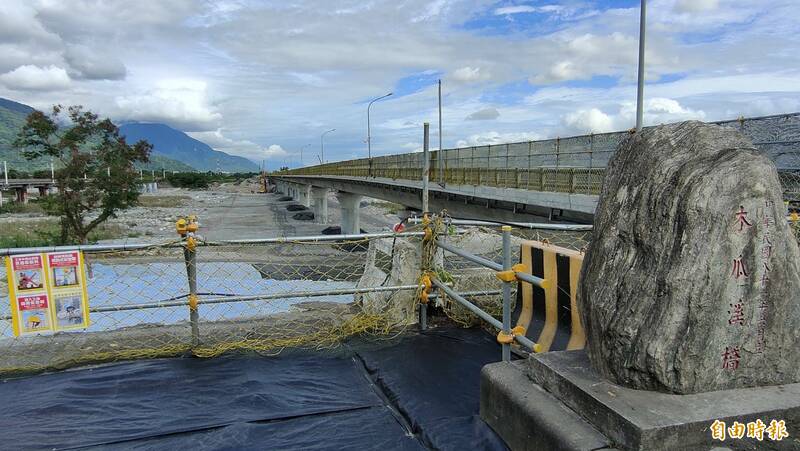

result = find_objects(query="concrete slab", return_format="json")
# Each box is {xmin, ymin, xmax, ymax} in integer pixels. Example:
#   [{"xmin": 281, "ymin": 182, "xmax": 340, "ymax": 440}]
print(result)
[
  {"xmin": 525, "ymin": 350, "xmax": 800, "ymax": 451},
  {"xmin": 481, "ymin": 361, "xmax": 611, "ymax": 451}
]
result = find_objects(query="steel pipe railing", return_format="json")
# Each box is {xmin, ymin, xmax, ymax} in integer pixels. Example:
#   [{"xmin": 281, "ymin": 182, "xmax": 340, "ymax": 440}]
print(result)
[
  {"xmin": 431, "ymin": 277, "xmax": 539, "ymax": 352},
  {"xmin": 0, "ymin": 285, "xmax": 421, "ymax": 320},
  {"xmin": 435, "ymin": 240, "xmax": 503, "ymax": 272}
]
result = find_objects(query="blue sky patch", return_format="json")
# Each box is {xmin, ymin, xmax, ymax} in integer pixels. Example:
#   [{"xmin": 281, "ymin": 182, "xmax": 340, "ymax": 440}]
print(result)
[{"xmin": 479, "ymin": 79, "xmax": 538, "ymax": 105}]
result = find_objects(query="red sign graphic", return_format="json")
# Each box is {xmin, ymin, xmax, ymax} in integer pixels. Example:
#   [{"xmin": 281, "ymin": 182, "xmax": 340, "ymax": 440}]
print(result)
[
  {"xmin": 48, "ymin": 252, "xmax": 79, "ymax": 268},
  {"xmin": 11, "ymin": 255, "xmax": 43, "ymax": 271},
  {"xmin": 17, "ymin": 294, "xmax": 49, "ymax": 311}
]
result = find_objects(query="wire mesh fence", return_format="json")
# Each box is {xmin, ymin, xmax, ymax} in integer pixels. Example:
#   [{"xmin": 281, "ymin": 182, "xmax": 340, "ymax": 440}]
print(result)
[
  {"xmin": 0, "ymin": 232, "xmax": 427, "ymax": 376},
  {"xmin": 281, "ymin": 113, "xmax": 800, "ymax": 202}
]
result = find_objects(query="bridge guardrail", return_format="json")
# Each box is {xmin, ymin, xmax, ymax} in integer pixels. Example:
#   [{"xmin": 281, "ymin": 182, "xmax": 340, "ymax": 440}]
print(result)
[{"xmin": 278, "ymin": 113, "xmax": 800, "ymax": 201}]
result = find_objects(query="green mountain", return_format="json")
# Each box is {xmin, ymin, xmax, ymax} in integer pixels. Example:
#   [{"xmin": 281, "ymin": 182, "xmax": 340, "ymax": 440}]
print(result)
[
  {"xmin": 0, "ymin": 98, "xmax": 195, "ymax": 174},
  {"xmin": 119, "ymin": 123, "xmax": 259, "ymax": 172}
]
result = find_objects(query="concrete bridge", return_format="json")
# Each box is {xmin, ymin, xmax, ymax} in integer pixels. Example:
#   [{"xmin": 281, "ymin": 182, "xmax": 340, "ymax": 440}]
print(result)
[
  {"xmin": 271, "ymin": 113, "xmax": 800, "ymax": 233},
  {"xmin": 0, "ymin": 178, "xmax": 56, "ymax": 204}
]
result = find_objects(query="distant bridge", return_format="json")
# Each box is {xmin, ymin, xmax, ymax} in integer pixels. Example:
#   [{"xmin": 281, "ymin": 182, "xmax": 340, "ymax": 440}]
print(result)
[
  {"xmin": 0, "ymin": 178, "xmax": 56, "ymax": 204},
  {"xmin": 272, "ymin": 113, "xmax": 800, "ymax": 231}
]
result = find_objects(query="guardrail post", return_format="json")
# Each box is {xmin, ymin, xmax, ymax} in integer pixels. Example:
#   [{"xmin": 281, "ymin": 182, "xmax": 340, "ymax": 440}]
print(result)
[
  {"xmin": 177, "ymin": 216, "xmax": 200, "ymax": 348},
  {"xmin": 501, "ymin": 225, "xmax": 512, "ymax": 362}
]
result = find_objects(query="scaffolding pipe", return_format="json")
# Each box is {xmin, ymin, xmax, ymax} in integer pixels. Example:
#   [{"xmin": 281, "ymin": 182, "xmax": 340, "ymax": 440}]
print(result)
[
  {"xmin": 435, "ymin": 240, "xmax": 503, "ymax": 271},
  {"xmin": 0, "ymin": 231, "xmax": 430, "ymax": 256},
  {"xmin": 408, "ymin": 218, "xmax": 592, "ymax": 231},
  {"xmin": 501, "ymin": 226, "xmax": 512, "ymax": 361},
  {"xmin": 0, "ymin": 285, "xmax": 424, "ymax": 320},
  {"xmin": 432, "ymin": 278, "xmax": 538, "ymax": 352}
]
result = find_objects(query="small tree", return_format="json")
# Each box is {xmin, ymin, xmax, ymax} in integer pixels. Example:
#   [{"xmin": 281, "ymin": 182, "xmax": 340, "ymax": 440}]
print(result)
[{"xmin": 14, "ymin": 105, "xmax": 152, "ymax": 244}]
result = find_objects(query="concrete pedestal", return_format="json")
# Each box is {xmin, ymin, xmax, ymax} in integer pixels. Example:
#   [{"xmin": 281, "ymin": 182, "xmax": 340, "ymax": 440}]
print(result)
[
  {"xmin": 336, "ymin": 191, "xmax": 361, "ymax": 234},
  {"xmin": 312, "ymin": 187, "xmax": 328, "ymax": 224},
  {"xmin": 481, "ymin": 351, "xmax": 800, "ymax": 451}
]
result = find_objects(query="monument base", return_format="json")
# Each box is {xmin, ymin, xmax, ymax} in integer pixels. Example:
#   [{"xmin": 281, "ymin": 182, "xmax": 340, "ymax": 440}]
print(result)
[{"xmin": 480, "ymin": 351, "xmax": 800, "ymax": 451}]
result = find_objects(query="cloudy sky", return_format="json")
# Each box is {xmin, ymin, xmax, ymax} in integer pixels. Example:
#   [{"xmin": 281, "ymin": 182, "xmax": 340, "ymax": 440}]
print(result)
[{"xmin": 1, "ymin": 0, "xmax": 798, "ymax": 167}]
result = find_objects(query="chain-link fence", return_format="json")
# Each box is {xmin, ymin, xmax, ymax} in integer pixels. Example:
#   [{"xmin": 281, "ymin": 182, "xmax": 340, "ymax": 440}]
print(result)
[
  {"xmin": 280, "ymin": 113, "xmax": 800, "ymax": 203},
  {"xmin": 0, "ymin": 230, "xmax": 432, "ymax": 376}
]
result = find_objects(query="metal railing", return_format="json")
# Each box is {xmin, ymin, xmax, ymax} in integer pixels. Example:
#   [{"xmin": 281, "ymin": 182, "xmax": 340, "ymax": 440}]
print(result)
[
  {"xmin": 277, "ymin": 113, "xmax": 800, "ymax": 200},
  {"xmin": 0, "ymin": 229, "xmax": 432, "ymax": 375},
  {"xmin": 427, "ymin": 225, "xmax": 549, "ymax": 359}
]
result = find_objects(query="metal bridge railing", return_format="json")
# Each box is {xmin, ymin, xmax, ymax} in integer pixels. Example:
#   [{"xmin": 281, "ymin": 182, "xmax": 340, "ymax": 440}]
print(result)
[{"xmin": 278, "ymin": 113, "xmax": 800, "ymax": 201}]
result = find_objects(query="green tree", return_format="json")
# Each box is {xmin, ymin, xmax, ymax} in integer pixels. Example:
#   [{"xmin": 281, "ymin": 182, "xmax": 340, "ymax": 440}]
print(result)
[{"xmin": 14, "ymin": 105, "xmax": 152, "ymax": 244}]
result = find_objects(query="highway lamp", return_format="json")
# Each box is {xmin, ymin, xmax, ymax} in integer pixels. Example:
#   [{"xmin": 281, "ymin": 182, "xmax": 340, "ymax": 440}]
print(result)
[
  {"xmin": 320, "ymin": 128, "xmax": 335, "ymax": 164},
  {"xmin": 367, "ymin": 92, "xmax": 393, "ymax": 161},
  {"xmin": 300, "ymin": 144, "xmax": 311, "ymax": 167}
]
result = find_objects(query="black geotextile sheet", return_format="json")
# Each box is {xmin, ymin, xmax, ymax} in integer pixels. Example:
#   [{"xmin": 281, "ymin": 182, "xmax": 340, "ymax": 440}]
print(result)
[
  {"xmin": 0, "ymin": 327, "xmax": 508, "ymax": 451},
  {"xmin": 357, "ymin": 327, "xmax": 509, "ymax": 451}
]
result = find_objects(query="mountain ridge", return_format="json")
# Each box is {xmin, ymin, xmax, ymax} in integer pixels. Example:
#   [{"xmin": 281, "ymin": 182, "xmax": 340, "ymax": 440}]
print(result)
[
  {"xmin": 0, "ymin": 98, "xmax": 257, "ymax": 173},
  {"xmin": 119, "ymin": 122, "xmax": 259, "ymax": 172}
]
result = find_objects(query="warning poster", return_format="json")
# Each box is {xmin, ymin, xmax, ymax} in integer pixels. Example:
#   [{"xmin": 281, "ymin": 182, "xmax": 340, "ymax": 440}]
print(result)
[{"xmin": 5, "ymin": 251, "xmax": 90, "ymax": 336}]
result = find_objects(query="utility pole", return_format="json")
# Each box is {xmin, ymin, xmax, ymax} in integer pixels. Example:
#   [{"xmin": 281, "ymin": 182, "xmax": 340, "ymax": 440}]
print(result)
[
  {"xmin": 3, "ymin": 161, "xmax": 7, "ymax": 185},
  {"xmin": 50, "ymin": 159, "xmax": 55, "ymax": 182},
  {"xmin": 438, "ymin": 79, "xmax": 444, "ymax": 187},
  {"xmin": 636, "ymin": 0, "xmax": 647, "ymax": 132},
  {"xmin": 422, "ymin": 122, "xmax": 430, "ymax": 214}
]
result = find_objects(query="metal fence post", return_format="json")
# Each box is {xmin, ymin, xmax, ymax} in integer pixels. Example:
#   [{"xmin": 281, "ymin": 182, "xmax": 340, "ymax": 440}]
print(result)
[
  {"xmin": 177, "ymin": 216, "xmax": 200, "ymax": 348},
  {"xmin": 501, "ymin": 225, "xmax": 512, "ymax": 362}
]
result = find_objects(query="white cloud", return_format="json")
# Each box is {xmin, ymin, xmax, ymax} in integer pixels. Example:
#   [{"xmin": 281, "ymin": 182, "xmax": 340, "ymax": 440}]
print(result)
[
  {"xmin": 563, "ymin": 108, "xmax": 614, "ymax": 134},
  {"xmin": 64, "ymin": 45, "xmax": 126, "ymax": 80},
  {"xmin": 451, "ymin": 66, "xmax": 490, "ymax": 83},
  {"xmin": 465, "ymin": 107, "xmax": 500, "ymax": 121},
  {"xmin": 188, "ymin": 129, "xmax": 289, "ymax": 162},
  {"xmin": 494, "ymin": 5, "xmax": 537, "ymax": 15},
  {"xmin": 0, "ymin": 65, "xmax": 70, "ymax": 91},
  {"xmin": 561, "ymin": 98, "xmax": 706, "ymax": 134},
  {"xmin": 456, "ymin": 131, "xmax": 543, "ymax": 147},
  {"xmin": 673, "ymin": 0, "xmax": 719, "ymax": 13},
  {"xmin": 114, "ymin": 79, "xmax": 222, "ymax": 131},
  {"xmin": 0, "ymin": 0, "xmax": 797, "ymax": 164}
]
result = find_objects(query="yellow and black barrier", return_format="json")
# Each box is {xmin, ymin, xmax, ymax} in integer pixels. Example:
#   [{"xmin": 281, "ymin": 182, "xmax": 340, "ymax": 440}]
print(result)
[{"xmin": 513, "ymin": 240, "xmax": 586, "ymax": 353}]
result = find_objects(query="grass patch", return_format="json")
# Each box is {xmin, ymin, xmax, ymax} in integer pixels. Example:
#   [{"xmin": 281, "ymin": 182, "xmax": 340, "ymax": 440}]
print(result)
[
  {"xmin": 0, "ymin": 219, "xmax": 128, "ymax": 248},
  {"xmin": 137, "ymin": 195, "xmax": 190, "ymax": 208},
  {"xmin": 0, "ymin": 201, "xmax": 46, "ymax": 215}
]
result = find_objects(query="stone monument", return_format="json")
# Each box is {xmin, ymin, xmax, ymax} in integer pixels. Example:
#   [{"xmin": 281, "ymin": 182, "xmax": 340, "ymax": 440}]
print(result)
[{"xmin": 578, "ymin": 120, "xmax": 800, "ymax": 394}]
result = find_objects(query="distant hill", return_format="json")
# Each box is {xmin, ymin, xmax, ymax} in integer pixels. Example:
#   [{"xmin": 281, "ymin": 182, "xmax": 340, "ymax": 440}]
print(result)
[
  {"xmin": 119, "ymin": 123, "xmax": 259, "ymax": 173},
  {"xmin": 0, "ymin": 98, "xmax": 194, "ymax": 173}
]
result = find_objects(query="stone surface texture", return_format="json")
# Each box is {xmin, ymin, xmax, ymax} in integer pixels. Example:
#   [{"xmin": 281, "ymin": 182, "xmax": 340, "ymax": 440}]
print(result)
[{"xmin": 579, "ymin": 121, "xmax": 800, "ymax": 394}]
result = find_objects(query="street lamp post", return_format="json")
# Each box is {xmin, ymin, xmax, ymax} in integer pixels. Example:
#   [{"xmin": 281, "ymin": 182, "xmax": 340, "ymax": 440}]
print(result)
[
  {"xmin": 320, "ymin": 129, "xmax": 335, "ymax": 164},
  {"xmin": 635, "ymin": 0, "xmax": 647, "ymax": 132},
  {"xmin": 300, "ymin": 144, "xmax": 311, "ymax": 167},
  {"xmin": 367, "ymin": 92, "xmax": 393, "ymax": 159},
  {"xmin": 367, "ymin": 92, "xmax": 393, "ymax": 170}
]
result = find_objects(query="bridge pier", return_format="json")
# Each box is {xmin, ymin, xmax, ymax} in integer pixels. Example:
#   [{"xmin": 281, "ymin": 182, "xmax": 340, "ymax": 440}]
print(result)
[
  {"xmin": 15, "ymin": 187, "xmax": 27, "ymax": 204},
  {"xmin": 312, "ymin": 187, "xmax": 328, "ymax": 224},
  {"xmin": 336, "ymin": 191, "xmax": 361, "ymax": 234},
  {"xmin": 300, "ymin": 184, "xmax": 312, "ymax": 208}
]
